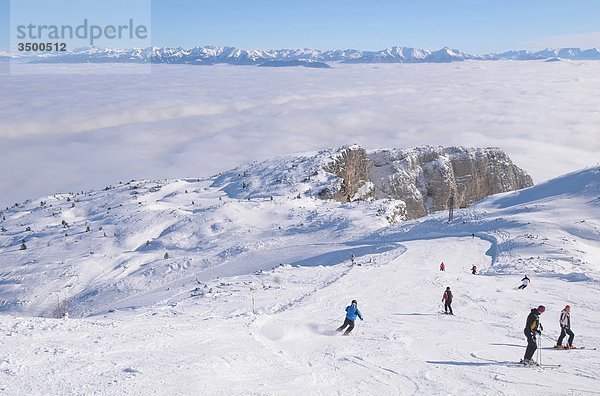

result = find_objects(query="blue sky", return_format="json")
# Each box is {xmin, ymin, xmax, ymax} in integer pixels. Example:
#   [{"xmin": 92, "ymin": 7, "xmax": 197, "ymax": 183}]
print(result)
[{"xmin": 2, "ymin": 0, "xmax": 600, "ymax": 53}]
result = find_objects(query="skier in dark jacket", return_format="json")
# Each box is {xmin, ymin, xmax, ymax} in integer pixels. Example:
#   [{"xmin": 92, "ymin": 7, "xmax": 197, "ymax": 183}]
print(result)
[
  {"xmin": 522, "ymin": 305, "xmax": 545, "ymax": 365},
  {"xmin": 517, "ymin": 275, "xmax": 530, "ymax": 289},
  {"xmin": 555, "ymin": 305, "xmax": 575, "ymax": 349},
  {"xmin": 442, "ymin": 287, "xmax": 453, "ymax": 315},
  {"xmin": 337, "ymin": 299, "xmax": 363, "ymax": 335},
  {"xmin": 471, "ymin": 265, "xmax": 477, "ymax": 275}
]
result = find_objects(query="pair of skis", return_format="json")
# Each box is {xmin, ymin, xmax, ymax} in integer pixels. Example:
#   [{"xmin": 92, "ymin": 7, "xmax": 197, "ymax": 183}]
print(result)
[
  {"xmin": 473, "ymin": 358, "xmax": 561, "ymax": 368},
  {"xmin": 516, "ymin": 359, "xmax": 561, "ymax": 368},
  {"xmin": 520, "ymin": 339, "xmax": 598, "ymax": 368},
  {"xmin": 550, "ymin": 346, "xmax": 595, "ymax": 350}
]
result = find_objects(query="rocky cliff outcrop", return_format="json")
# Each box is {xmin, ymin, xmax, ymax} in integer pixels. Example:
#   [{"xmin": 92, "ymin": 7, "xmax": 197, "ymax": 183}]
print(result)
[
  {"xmin": 319, "ymin": 145, "xmax": 533, "ymax": 219},
  {"xmin": 318, "ymin": 146, "xmax": 372, "ymax": 202}
]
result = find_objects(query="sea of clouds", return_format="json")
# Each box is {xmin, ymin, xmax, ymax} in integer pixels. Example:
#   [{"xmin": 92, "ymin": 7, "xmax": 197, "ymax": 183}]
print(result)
[{"xmin": 0, "ymin": 60, "xmax": 599, "ymax": 208}]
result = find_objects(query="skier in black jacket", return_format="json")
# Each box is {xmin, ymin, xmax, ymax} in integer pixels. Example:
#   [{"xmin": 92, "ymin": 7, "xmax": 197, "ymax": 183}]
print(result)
[
  {"xmin": 442, "ymin": 287, "xmax": 453, "ymax": 315},
  {"xmin": 517, "ymin": 275, "xmax": 531, "ymax": 289},
  {"xmin": 522, "ymin": 305, "xmax": 545, "ymax": 365}
]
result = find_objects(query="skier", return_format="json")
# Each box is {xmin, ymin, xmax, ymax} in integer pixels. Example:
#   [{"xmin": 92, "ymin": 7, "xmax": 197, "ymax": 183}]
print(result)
[
  {"xmin": 337, "ymin": 299, "xmax": 363, "ymax": 335},
  {"xmin": 522, "ymin": 305, "xmax": 545, "ymax": 365},
  {"xmin": 442, "ymin": 287, "xmax": 453, "ymax": 315},
  {"xmin": 555, "ymin": 305, "xmax": 575, "ymax": 349},
  {"xmin": 517, "ymin": 275, "xmax": 530, "ymax": 289},
  {"xmin": 440, "ymin": 262, "xmax": 446, "ymax": 271},
  {"xmin": 471, "ymin": 264, "xmax": 477, "ymax": 275}
]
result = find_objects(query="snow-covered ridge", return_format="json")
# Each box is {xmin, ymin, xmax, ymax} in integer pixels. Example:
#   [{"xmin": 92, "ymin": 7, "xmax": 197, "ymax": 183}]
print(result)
[
  {"xmin": 8, "ymin": 45, "xmax": 600, "ymax": 65},
  {"xmin": 0, "ymin": 145, "xmax": 597, "ymax": 319},
  {"xmin": 193, "ymin": 145, "xmax": 532, "ymax": 220}
]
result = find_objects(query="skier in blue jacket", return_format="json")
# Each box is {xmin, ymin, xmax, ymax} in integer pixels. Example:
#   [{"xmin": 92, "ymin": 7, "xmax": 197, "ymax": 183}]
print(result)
[{"xmin": 337, "ymin": 300, "xmax": 363, "ymax": 335}]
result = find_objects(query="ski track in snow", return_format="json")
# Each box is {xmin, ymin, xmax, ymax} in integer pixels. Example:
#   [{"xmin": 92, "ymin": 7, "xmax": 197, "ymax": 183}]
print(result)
[{"xmin": 2, "ymin": 238, "xmax": 599, "ymax": 394}]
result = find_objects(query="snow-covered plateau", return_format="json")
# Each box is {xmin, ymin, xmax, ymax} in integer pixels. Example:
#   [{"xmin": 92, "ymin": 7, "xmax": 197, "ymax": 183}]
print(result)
[{"xmin": 0, "ymin": 147, "xmax": 599, "ymax": 395}]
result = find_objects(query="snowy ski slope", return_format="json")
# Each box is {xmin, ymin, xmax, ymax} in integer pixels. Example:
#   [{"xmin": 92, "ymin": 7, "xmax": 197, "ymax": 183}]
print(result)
[{"xmin": 0, "ymin": 163, "xmax": 599, "ymax": 395}]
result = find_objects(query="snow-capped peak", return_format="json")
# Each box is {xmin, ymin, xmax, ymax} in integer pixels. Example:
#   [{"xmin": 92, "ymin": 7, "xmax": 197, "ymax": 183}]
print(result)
[{"xmin": 9, "ymin": 45, "xmax": 600, "ymax": 65}]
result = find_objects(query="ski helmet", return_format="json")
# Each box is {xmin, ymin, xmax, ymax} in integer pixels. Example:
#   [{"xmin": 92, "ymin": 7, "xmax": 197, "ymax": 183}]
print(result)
[
  {"xmin": 446, "ymin": 287, "xmax": 450, "ymax": 290},
  {"xmin": 537, "ymin": 305, "xmax": 546, "ymax": 313},
  {"xmin": 565, "ymin": 305, "xmax": 570, "ymax": 310},
  {"xmin": 351, "ymin": 299, "xmax": 357, "ymax": 305}
]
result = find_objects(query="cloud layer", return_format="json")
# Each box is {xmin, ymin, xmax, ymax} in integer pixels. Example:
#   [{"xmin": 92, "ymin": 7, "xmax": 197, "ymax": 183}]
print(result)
[{"xmin": 1, "ymin": 61, "xmax": 599, "ymax": 208}]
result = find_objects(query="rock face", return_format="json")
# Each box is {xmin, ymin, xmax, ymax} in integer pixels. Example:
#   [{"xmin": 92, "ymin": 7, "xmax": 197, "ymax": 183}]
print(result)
[
  {"xmin": 319, "ymin": 146, "xmax": 372, "ymax": 202},
  {"xmin": 320, "ymin": 145, "xmax": 533, "ymax": 219}
]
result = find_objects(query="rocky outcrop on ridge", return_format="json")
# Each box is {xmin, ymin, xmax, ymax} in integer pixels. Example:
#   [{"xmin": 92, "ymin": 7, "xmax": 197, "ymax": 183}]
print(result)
[{"xmin": 319, "ymin": 145, "xmax": 533, "ymax": 219}]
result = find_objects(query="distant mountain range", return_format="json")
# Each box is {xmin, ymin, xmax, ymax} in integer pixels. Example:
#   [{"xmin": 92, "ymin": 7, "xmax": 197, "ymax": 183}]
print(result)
[{"xmin": 5, "ymin": 46, "xmax": 600, "ymax": 66}]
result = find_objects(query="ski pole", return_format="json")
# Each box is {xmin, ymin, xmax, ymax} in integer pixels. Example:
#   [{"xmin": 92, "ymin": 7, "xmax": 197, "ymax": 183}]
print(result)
[
  {"xmin": 530, "ymin": 283, "xmax": 538, "ymax": 293},
  {"xmin": 540, "ymin": 333, "xmax": 542, "ymax": 365}
]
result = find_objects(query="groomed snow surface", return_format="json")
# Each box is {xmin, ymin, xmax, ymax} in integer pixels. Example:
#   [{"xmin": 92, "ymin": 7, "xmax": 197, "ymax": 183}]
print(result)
[{"xmin": 1, "ymin": 166, "xmax": 599, "ymax": 395}]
